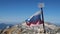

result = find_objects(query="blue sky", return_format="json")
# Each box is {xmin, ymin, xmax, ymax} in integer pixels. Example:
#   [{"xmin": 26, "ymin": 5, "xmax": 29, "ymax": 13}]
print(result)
[{"xmin": 0, "ymin": 0, "xmax": 60, "ymax": 25}]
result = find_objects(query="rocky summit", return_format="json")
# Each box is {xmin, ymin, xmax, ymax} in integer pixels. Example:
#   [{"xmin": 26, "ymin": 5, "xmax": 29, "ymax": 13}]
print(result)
[{"xmin": 0, "ymin": 22, "xmax": 60, "ymax": 34}]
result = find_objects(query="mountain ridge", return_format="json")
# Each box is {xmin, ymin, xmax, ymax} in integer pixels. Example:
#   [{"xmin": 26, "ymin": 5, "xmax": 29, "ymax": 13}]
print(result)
[{"xmin": 0, "ymin": 23, "xmax": 13, "ymax": 30}]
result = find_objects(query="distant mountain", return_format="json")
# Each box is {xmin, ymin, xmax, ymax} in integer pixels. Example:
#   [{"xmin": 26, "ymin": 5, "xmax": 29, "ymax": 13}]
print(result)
[{"xmin": 0, "ymin": 23, "xmax": 13, "ymax": 30}]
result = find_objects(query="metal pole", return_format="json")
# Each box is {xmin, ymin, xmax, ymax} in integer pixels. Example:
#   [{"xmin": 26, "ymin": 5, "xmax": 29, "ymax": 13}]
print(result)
[{"xmin": 41, "ymin": 8, "xmax": 46, "ymax": 33}]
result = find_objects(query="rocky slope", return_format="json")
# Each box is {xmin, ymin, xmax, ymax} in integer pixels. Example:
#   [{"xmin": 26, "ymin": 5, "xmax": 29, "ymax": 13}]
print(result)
[{"xmin": 0, "ymin": 22, "xmax": 60, "ymax": 34}]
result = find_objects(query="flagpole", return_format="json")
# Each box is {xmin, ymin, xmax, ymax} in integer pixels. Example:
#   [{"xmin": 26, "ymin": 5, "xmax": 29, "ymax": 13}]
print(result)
[
  {"xmin": 41, "ymin": 8, "xmax": 46, "ymax": 33},
  {"xmin": 39, "ymin": 3, "xmax": 46, "ymax": 33}
]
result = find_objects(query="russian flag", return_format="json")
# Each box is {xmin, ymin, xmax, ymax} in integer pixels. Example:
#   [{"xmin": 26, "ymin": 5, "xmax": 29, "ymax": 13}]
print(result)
[{"xmin": 25, "ymin": 11, "xmax": 43, "ymax": 26}]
